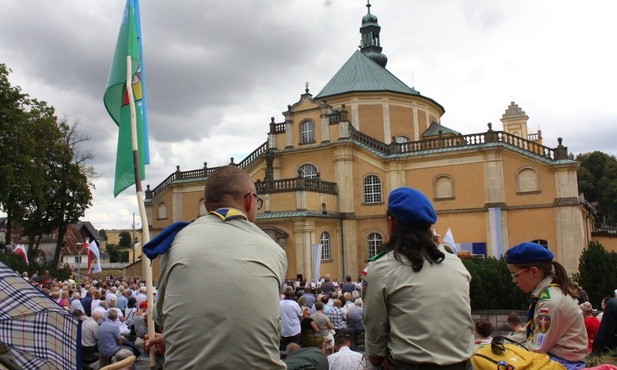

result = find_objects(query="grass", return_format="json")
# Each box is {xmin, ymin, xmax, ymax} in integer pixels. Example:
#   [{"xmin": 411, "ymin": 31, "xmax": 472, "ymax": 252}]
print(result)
[{"xmin": 586, "ymin": 351, "xmax": 617, "ymax": 366}]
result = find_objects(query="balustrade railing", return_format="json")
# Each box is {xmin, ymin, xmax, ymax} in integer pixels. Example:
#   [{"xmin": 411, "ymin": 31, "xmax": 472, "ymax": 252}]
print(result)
[
  {"xmin": 148, "ymin": 125, "xmax": 563, "ymax": 200},
  {"xmin": 349, "ymin": 126, "xmax": 557, "ymax": 160}
]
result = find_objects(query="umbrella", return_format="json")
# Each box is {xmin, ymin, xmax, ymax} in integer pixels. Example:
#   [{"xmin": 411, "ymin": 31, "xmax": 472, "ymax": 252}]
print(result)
[{"xmin": 0, "ymin": 262, "xmax": 80, "ymax": 369}]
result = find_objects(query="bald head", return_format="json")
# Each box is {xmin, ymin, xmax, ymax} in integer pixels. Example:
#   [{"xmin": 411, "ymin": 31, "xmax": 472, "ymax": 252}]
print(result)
[
  {"xmin": 285, "ymin": 343, "xmax": 301, "ymax": 356},
  {"xmin": 204, "ymin": 166, "xmax": 258, "ymax": 221}
]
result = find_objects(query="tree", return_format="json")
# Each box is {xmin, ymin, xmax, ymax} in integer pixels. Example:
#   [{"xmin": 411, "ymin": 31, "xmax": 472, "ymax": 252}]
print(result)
[
  {"xmin": 106, "ymin": 243, "xmax": 129, "ymax": 263},
  {"xmin": 99, "ymin": 229, "xmax": 108, "ymax": 241},
  {"xmin": 577, "ymin": 151, "xmax": 617, "ymax": 226},
  {"xmin": 462, "ymin": 257, "xmax": 528, "ymax": 310},
  {"xmin": 573, "ymin": 241, "xmax": 617, "ymax": 307},
  {"xmin": 0, "ymin": 64, "xmax": 31, "ymax": 245},
  {"xmin": 119, "ymin": 231, "xmax": 132, "ymax": 248},
  {"xmin": 0, "ymin": 65, "xmax": 94, "ymax": 266}
]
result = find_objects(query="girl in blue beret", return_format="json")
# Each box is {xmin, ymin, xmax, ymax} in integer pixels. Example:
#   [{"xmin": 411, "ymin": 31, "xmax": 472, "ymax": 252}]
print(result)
[
  {"xmin": 506, "ymin": 242, "xmax": 588, "ymax": 369},
  {"xmin": 363, "ymin": 187, "xmax": 474, "ymax": 369}
]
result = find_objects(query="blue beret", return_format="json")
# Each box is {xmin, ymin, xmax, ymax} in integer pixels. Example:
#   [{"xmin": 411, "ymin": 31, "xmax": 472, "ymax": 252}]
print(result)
[
  {"xmin": 387, "ymin": 187, "xmax": 437, "ymax": 225},
  {"xmin": 505, "ymin": 242, "xmax": 554, "ymax": 265}
]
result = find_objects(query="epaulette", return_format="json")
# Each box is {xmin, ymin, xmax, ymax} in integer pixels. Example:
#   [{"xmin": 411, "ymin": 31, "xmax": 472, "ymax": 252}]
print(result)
[{"xmin": 538, "ymin": 284, "xmax": 561, "ymax": 301}]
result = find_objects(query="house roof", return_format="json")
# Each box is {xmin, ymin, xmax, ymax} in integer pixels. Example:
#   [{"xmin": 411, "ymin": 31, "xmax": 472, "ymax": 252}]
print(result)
[
  {"xmin": 72, "ymin": 222, "xmax": 103, "ymax": 241},
  {"xmin": 314, "ymin": 50, "xmax": 420, "ymax": 99}
]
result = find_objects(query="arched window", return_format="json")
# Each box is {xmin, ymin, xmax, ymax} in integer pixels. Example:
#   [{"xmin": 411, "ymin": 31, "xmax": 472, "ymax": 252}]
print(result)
[
  {"xmin": 394, "ymin": 135, "xmax": 409, "ymax": 143},
  {"xmin": 434, "ymin": 175, "xmax": 454, "ymax": 199},
  {"xmin": 320, "ymin": 231, "xmax": 331, "ymax": 260},
  {"xmin": 367, "ymin": 232, "xmax": 383, "ymax": 258},
  {"xmin": 517, "ymin": 168, "xmax": 540, "ymax": 193},
  {"xmin": 300, "ymin": 120, "xmax": 315, "ymax": 143},
  {"xmin": 531, "ymin": 239, "xmax": 549, "ymax": 248},
  {"xmin": 299, "ymin": 164, "xmax": 318, "ymax": 179},
  {"xmin": 157, "ymin": 203, "xmax": 167, "ymax": 220},
  {"xmin": 363, "ymin": 175, "xmax": 382, "ymax": 204}
]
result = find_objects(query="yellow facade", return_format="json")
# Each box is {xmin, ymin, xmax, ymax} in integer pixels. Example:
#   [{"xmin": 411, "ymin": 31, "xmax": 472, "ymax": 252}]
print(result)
[
  {"xmin": 144, "ymin": 93, "xmax": 584, "ymax": 282},
  {"xmin": 142, "ymin": 7, "xmax": 587, "ymax": 284}
]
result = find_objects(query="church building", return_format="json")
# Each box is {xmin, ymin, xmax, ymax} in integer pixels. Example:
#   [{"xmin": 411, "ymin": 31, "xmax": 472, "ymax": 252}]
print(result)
[{"xmin": 144, "ymin": 3, "xmax": 585, "ymax": 282}]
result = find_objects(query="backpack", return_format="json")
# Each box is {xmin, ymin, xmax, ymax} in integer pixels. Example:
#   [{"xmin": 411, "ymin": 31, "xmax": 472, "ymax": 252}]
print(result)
[{"xmin": 471, "ymin": 336, "xmax": 566, "ymax": 370}]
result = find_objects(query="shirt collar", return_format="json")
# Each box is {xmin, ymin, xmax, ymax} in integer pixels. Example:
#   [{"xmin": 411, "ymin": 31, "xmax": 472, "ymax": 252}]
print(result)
[{"xmin": 209, "ymin": 208, "xmax": 248, "ymax": 221}]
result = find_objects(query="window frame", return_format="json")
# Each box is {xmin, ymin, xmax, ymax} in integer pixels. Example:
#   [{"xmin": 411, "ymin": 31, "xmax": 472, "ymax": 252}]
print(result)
[
  {"xmin": 363, "ymin": 175, "xmax": 382, "ymax": 204},
  {"xmin": 300, "ymin": 120, "xmax": 315, "ymax": 144},
  {"xmin": 299, "ymin": 164, "xmax": 318, "ymax": 179},
  {"xmin": 367, "ymin": 232, "xmax": 383, "ymax": 258},
  {"xmin": 320, "ymin": 231, "xmax": 331, "ymax": 261}
]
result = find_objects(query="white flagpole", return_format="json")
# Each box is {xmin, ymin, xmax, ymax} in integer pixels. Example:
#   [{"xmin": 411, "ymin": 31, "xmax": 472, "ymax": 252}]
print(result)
[{"xmin": 126, "ymin": 55, "xmax": 156, "ymax": 367}]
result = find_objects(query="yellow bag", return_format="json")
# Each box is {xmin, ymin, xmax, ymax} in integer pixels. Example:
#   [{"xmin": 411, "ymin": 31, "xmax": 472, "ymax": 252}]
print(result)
[{"xmin": 471, "ymin": 336, "xmax": 566, "ymax": 370}]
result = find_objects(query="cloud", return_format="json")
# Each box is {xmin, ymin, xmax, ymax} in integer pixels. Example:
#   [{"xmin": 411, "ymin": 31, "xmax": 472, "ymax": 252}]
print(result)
[{"xmin": 1, "ymin": 0, "xmax": 616, "ymax": 230}]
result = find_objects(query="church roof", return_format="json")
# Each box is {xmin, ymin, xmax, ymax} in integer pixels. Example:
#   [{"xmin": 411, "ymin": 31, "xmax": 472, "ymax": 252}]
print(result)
[
  {"xmin": 314, "ymin": 50, "xmax": 420, "ymax": 99},
  {"xmin": 422, "ymin": 121, "xmax": 461, "ymax": 137}
]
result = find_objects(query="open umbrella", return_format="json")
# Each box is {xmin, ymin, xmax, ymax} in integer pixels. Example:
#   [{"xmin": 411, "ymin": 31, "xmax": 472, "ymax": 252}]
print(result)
[{"xmin": 0, "ymin": 261, "xmax": 80, "ymax": 369}]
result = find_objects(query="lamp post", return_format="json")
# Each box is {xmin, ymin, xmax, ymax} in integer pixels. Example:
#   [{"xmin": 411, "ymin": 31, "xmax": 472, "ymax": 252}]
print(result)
[{"xmin": 75, "ymin": 242, "xmax": 83, "ymax": 284}]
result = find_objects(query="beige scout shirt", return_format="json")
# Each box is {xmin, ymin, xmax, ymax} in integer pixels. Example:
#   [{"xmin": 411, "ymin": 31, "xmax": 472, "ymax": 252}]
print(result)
[
  {"xmin": 154, "ymin": 211, "xmax": 288, "ymax": 369},
  {"xmin": 525, "ymin": 276, "xmax": 588, "ymax": 362},
  {"xmin": 363, "ymin": 251, "xmax": 474, "ymax": 365}
]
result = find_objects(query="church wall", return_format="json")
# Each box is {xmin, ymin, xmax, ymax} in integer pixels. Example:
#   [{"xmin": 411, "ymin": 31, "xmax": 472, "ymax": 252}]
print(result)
[
  {"xmin": 357, "ymin": 104, "xmax": 385, "ymax": 141},
  {"xmin": 499, "ymin": 152, "xmax": 557, "ymax": 207},
  {"xmin": 505, "ymin": 207, "xmax": 557, "ymax": 250},
  {"xmin": 389, "ymin": 104, "xmax": 414, "ymax": 141},
  {"xmin": 356, "ymin": 215, "xmax": 388, "ymax": 264},
  {"xmin": 435, "ymin": 211, "xmax": 488, "ymax": 247},
  {"xmin": 402, "ymin": 155, "xmax": 487, "ymax": 210}
]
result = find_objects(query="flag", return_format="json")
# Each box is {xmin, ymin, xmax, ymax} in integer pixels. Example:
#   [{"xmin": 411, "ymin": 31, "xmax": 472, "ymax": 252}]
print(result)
[
  {"xmin": 14, "ymin": 244, "xmax": 29, "ymax": 265},
  {"xmin": 443, "ymin": 228, "xmax": 458, "ymax": 253},
  {"xmin": 85, "ymin": 240, "xmax": 103, "ymax": 274},
  {"xmin": 311, "ymin": 244, "xmax": 322, "ymax": 285},
  {"xmin": 104, "ymin": 0, "xmax": 148, "ymax": 197}
]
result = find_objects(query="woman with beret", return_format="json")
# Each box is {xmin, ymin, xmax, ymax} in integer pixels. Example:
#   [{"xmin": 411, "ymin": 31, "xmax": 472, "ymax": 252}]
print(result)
[
  {"xmin": 363, "ymin": 187, "xmax": 474, "ymax": 370},
  {"xmin": 506, "ymin": 242, "xmax": 588, "ymax": 369}
]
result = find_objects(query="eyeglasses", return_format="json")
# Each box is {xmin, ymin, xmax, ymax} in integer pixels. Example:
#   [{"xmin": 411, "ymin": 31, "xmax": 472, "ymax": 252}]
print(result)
[
  {"xmin": 510, "ymin": 267, "xmax": 532, "ymax": 279},
  {"xmin": 244, "ymin": 192, "xmax": 263, "ymax": 210}
]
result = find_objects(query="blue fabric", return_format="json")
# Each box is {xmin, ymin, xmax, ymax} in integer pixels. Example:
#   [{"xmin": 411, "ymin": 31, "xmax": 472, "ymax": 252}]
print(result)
[
  {"xmin": 387, "ymin": 187, "xmax": 436, "ymax": 225},
  {"xmin": 548, "ymin": 354, "xmax": 586, "ymax": 370},
  {"xmin": 98, "ymin": 320, "xmax": 121, "ymax": 357},
  {"xmin": 142, "ymin": 221, "xmax": 190, "ymax": 260},
  {"xmin": 505, "ymin": 242, "xmax": 554, "ymax": 264}
]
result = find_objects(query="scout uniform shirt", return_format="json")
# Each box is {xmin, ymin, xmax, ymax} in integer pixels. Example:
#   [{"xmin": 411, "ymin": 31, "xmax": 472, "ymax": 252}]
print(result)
[{"xmin": 525, "ymin": 276, "xmax": 588, "ymax": 362}]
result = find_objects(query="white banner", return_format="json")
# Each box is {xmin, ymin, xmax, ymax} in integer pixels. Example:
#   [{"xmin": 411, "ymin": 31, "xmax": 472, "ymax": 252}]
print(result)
[
  {"xmin": 311, "ymin": 243, "xmax": 322, "ymax": 285},
  {"xmin": 488, "ymin": 207, "xmax": 503, "ymax": 258}
]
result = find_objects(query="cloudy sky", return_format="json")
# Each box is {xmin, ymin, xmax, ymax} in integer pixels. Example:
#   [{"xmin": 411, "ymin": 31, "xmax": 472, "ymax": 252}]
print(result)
[{"xmin": 1, "ymin": 0, "xmax": 616, "ymax": 231}]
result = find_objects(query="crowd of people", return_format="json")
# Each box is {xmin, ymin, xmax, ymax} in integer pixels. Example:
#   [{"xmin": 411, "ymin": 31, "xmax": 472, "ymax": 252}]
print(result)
[
  {"xmin": 15, "ymin": 165, "xmax": 617, "ymax": 370},
  {"xmin": 22, "ymin": 272, "xmax": 150, "ymax": 369}
]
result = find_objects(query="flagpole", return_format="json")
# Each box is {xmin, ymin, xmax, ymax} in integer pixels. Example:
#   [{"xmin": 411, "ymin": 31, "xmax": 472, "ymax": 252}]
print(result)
[{"xmin": 126, "ymin": 55, "xmax": 156, "ymax": 367}]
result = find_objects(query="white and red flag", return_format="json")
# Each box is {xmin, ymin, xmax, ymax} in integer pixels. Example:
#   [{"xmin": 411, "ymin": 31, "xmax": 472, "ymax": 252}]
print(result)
[
  {"xmin": 84, "ymin": 240, "xmax": 102, "ymax": 274},
  {"xmin": 14, "ymin": 244, "xmax": 29, "ymax": 265}
]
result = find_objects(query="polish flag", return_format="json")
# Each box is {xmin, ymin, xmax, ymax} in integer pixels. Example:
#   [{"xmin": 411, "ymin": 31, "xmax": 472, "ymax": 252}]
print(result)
[
  {"xmin": 85, "ymin": 240, "xmax": 102, "ymax": 274},
  {"xmin": 14, "ymin": 244, "xmax": 29, "ymax": 265}
]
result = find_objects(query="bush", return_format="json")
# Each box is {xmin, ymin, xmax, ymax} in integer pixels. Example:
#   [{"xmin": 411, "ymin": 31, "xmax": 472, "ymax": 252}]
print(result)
[
  {"xmin": 573, "ymin": 241, "xmax": 617, "ymax": 307},
  {"xmin": 462, "ymin": 256, "xmax": 528, "ymax": 310},
  {"xmin": 0, "ymin": 249, "xmax": 71, "ymax": 281}
]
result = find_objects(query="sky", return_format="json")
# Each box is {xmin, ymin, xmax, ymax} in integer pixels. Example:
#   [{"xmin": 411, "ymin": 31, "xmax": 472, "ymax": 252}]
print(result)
[{"xmin": 1, "ymin": 0, "xmax": 616, "ymax": 231}]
